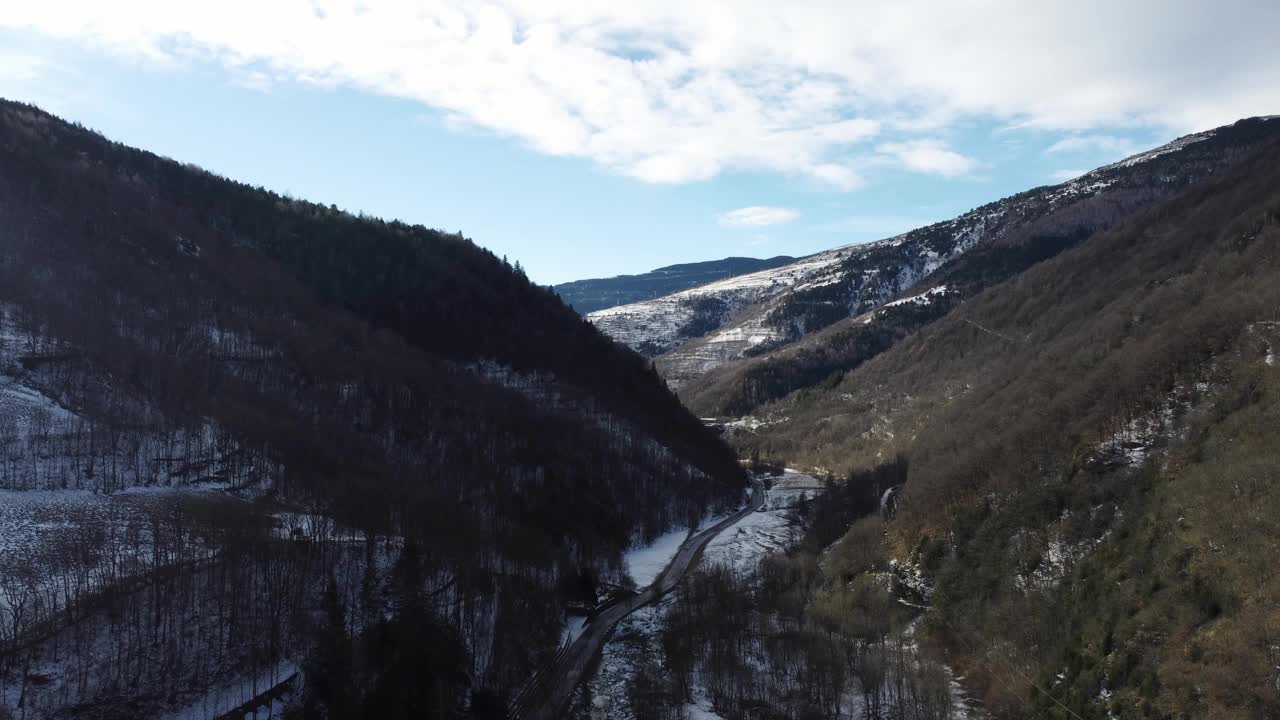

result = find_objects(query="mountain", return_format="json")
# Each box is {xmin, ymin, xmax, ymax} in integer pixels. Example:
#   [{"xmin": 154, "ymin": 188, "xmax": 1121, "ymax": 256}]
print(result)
[
  {"xmin": 736, "ymin": 132, "xmax": 1280, "ymax": 718},
  {"xmin": 587, "ymin": 245, "xmax": 862, "ymax": 357},
  {"xmin": 0, "ymin": 99, "xmax": 745, "ymax": 718},
  {"xmin": 586, "ymin": 118, "xmax": 1280, "ymax": 416},
  {"xmin": 553, "ymin": 255, "xmax": 796, "ymax": 314}
]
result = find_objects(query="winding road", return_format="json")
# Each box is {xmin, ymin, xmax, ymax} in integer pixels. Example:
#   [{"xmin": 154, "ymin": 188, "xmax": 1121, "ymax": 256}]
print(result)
[{"xmin": 511, "ymin": 477, "xmax": 767, "ymax": 720}]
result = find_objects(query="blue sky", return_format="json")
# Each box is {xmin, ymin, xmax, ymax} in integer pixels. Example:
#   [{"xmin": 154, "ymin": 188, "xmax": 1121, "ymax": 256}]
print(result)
[{"xmin": 2, "ymin": 3, "xmax": 1277, "ymax": 285}]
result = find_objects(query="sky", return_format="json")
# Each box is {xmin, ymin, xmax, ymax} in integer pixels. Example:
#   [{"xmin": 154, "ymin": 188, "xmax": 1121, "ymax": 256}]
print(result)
[{"xmin": 2, "ymin": 1, "xmax": 1278, "ymax": 285}]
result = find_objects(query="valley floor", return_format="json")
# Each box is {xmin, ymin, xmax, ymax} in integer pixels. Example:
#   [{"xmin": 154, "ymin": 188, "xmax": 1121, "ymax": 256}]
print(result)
[
  {"xmin": 571, "ymin": 469, "xmax": 983, "ymax": 720},
  {"xmin": 572, "ymin": 471, "xmax": 822, "ymax": 720}
]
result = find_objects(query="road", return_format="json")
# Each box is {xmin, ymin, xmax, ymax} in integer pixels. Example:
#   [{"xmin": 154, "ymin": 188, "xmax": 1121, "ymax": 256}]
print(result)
[{"xmin": 511, "ymin": 477, "xmax": 767, "ymax": 720}]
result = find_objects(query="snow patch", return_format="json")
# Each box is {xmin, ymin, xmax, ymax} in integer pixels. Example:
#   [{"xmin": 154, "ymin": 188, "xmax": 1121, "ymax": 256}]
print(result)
[
  {"xmin": 626, "ymin": 527, "xmax": 690, "ymax": 588},
  {"xmin": 1250, "ymin": 321, "xmax": 1279, "ymax": 366},
  {"xmin": 158, "ymin": 659, "xmax": 298, "ymax": 720},
  {"xmin": 888, "ymin": 558, "xmax": 935, "ymax": 602},
  {"xmin": 0, "ymin": 376, "xmax": 78, "ymax": 432},
  {"xmin": 713, "ymin": 414, "xmax": 789, "ymax": 433},
  {"xmin": 1092, "ymin": 379, "xmax": 1194, "ymax": 469},
  {"xmin": 684, "ymin": 687, "xmax": 727, "ymax": 719},
  {"xmin": 882, "ymin": 284, "xmax": 950, "ymax": 309},
  {"xmin": 701, "ymin": 508, "xmax": 792, "ymax": 573},
  {"xmin": 561, "ymin": 614, "xmax": 588, "ymax": 648},
  {"xmin": 583, "ymin": 598, "xmax": 670, "ymax": 719}
]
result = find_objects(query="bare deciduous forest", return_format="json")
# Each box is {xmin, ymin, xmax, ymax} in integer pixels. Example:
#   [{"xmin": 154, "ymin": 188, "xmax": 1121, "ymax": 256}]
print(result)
[
  {"xmin": 3, "ymin": 94, "xmax": 1280, "ymax": 720},
  {"xmin": 0, "ymin": 100, "xmax": 745, "ymax": 719},
  {"xmin": 724, "ymin": 135, "xmax": 1280, "ymax": 718}
]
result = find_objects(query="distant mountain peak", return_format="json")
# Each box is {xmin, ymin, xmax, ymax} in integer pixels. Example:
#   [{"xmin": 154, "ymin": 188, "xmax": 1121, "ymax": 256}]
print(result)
[{"xmin": 553, "ymin": 255, "xmax": 797, "ymax": 314}]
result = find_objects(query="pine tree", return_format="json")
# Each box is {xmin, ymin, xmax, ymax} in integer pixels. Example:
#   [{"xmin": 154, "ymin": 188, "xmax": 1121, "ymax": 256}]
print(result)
[{"xmin": 302, "ymin": 575, "xmax": 355, "ymax": 718}]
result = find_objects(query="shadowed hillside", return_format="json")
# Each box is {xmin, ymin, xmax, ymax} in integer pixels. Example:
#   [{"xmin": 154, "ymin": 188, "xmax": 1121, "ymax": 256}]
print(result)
[{"xmin": 0, "ymin": 99, "xmax": 744, "ymax": 719}]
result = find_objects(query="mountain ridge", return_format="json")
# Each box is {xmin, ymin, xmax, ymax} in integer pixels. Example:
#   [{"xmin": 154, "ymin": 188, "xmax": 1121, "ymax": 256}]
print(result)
[
  {"xmin": 553, "ymin": 255, "xmax": 797, "ymax": 314},
  {"xmin": 584, "ymin": 117, "xmax": 1280, "ymax": 416}
]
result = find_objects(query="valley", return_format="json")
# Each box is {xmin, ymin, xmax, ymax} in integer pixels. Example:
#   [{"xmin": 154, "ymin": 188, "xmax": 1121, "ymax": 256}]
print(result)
[
  {"xmin": 556, "ymin": 116, "xmax": 1280, "ymax": 720},
  {"xmin": 520, "ymin": 475, "xmax": 765, "ymax": 720},
  {"xmin": 576, "ymin": 471, "xmax": 824, "ymax": 720},
  {"xmin": 1, "ymin": 63, "xmax": 1279, "ymax": 720}
]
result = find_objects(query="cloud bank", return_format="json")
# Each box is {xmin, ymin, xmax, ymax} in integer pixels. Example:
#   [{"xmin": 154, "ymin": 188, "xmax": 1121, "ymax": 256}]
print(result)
[
  {"xmin": 5, "ymin": 1, "xmax": 1278, "ymax": 188},
  {"xmin": 718, "ymin": 206, "xmax": 800, "ymax": 227},
  {"xmin": 1045, "ymin": 135, "xmax": 1144, "ymax": 158},
  {"xmin": 877, "ymin": 139, "xmax": 977, "ymax": 177}
]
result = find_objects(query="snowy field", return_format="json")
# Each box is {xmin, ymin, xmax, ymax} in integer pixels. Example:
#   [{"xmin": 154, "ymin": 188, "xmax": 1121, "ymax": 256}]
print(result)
[
  {"xmin": 576, "ymin": 597, "xmax": 681, "ymax": 720},
  {"xmin": 623, "ymin": 490, "xmax": 755, "ymax": 588},
  {"xmin": 625, "ymin": 526, "xmax": 690, "ymax": 588},
  {"xmin": 157, "ymin": 660, "xmax": 298, "ymax": 720},
  {"xmin": 702, "ymin": 470, "xmax": 821, "ymax": 572},
  {"xmin": 0, "ymin": 486, "xmax": 230, "ymax": 560},
  {"xmin": 0, "ymin": 489, "xmax": 113, "ymax": 560},
  {"xmin": 700, "ymin": 508, "xmax": 794, "ymax": 573},
  {"xmin": 0, "ymin": 486, "xmax": 232, "ymax": 636},
  {"xmin": 765, "ymin": 469, "xmax": 825, "ymax": 507},
  {"xmin": 0, "ymin": 373, "xmax": 78, "ymax": 433}
]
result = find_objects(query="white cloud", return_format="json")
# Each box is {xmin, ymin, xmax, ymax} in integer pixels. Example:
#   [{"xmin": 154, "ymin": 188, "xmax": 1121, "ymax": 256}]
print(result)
[
  {"xmin": 815, "ymin": 215, "xmax": 934, "ymax": 235},
  {"xmin": 229, "ymin": 68, "xmax": 276, "ymax": 93},
  {"xmin": 808, "ymin": 163, "xmax": 865, "ymax": 191},
  {"xmin": 877, "ymin": 139, "xmax": 976, "ymax": 177},
  {"xmin": 1050, "ymin": 168, "xmax": 1088, "ymax": 182},
  {"xmin": 718, "ymin": 206, "xmax": 800, "ymax": 227},
  {"xmin": 0, "ymin": 47, "xmax": 101, "ymax": 118},
  {"xmin": 1046, "ymin": 135, "xmax": 1143, "ymax": 158},
  {"xmin": 4, "ymin": 1, "xmax": 1279, "ymax": 186},
  {"xmin": 0, "ymin": 51, "xmax": 49, "ymax": 84}
]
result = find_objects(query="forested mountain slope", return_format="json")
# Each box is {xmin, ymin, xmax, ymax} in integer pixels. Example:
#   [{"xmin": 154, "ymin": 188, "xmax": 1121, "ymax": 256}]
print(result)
[
  {"xmin": 587, "ymin": 118, "xmax": 1280, "ymax": 414},
  {"xmin": 0, "ymin": 99, "xmax": 744, "ymax": 719},
  {"xmin": 553, "ymin": 255, "xmax": 796, "ymax": 314},
  {"xmin": 744, "ymin": 133, "xmax": 1280, "ymax": 718}
]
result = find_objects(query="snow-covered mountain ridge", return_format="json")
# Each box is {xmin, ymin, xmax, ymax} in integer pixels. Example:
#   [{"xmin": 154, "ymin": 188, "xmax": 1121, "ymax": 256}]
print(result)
[
  {"xmin": 554, "ymin": 255, "xmax": 797, "ymax": 314},
  {"xmin": 587, "ymin": 242, "xmax": 871, "ymax": 359},
  {"xmin": 585, "ymin": 117, "xmax": 1280, "ymax": 392}
]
